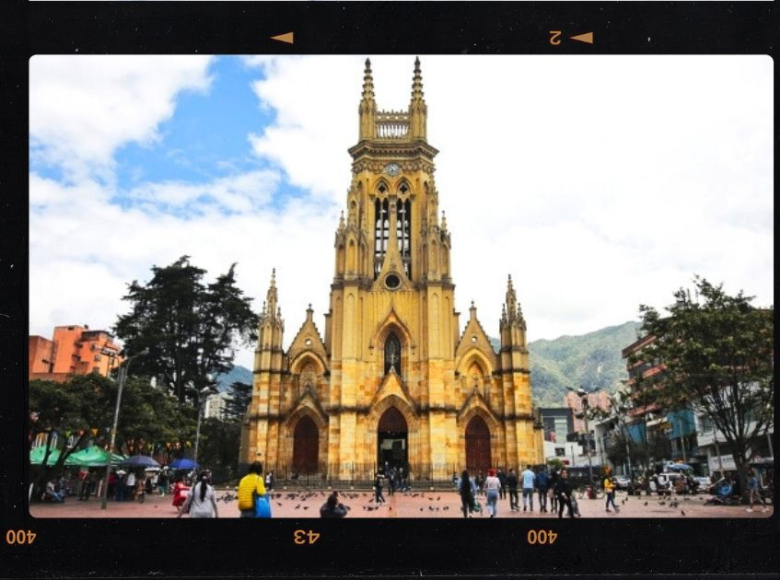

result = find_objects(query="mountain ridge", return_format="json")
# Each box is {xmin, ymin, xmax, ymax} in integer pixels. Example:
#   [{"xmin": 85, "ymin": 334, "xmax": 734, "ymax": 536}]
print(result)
[{"xmin": 218, "ymin": 321, "xmax": 643, "ymax": 407}]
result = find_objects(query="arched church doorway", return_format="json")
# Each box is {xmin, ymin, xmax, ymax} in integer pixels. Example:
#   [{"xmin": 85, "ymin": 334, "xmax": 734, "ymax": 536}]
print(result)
[
  {"xmin": 377, "ymin": 407, "xmax": 408, "ymax": 472},
  {"xmin": 292, "ymin": 416, "xmax": 319, "ymax": 475},
  {"xmin": 465, "ymin": 416, "xmax": 492, "ymax": 474}
]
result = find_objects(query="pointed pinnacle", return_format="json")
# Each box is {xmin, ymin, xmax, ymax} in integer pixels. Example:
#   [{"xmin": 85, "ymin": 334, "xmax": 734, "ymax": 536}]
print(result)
[
  {"xmin": 362, "ymin": 58, "xmax": 375, "ymax": 101},
  {"xmin": 411, "ymin": 57, "xmax": 424, "ymax": 101}
]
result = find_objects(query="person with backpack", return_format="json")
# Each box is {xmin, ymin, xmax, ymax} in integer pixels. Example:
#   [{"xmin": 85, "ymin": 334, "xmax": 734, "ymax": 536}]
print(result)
[
  {"xmin": 535, "ymin": 468, "xmax": 549, "ymax": 513},
  {"xmin": 237, "ymin": 462, "xmax": 266, "ymax": 518}
]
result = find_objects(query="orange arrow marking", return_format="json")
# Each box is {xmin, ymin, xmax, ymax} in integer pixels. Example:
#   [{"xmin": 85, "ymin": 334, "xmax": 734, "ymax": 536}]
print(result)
[
  {"xmin": 571, "ymin": 32, "xmax": 594, "ymax": 44},
  {"xmin": 271, "ymin": 32, "xmax": 294, "ymax": 44}
]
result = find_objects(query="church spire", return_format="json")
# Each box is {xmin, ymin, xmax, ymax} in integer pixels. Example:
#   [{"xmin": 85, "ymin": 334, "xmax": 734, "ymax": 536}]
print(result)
[
  {"xmin": 409, "ymin": 56, "xmax": 427, "ymax": 140},
  {"xmin": 265, "ymin": 268, "xmax": 279, "ymax": 321},
  {"xmin": 411, "ymin": 56, "xmax": 424, "ymax": 103},
  {"xmin": 359, "ymin": 58, "xmax": 377, "ymax": 140}
]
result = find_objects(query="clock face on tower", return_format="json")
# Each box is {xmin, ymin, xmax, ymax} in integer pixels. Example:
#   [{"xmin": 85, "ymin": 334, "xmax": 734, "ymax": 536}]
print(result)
[{"xmin": 384, "ymin": 163, "xmax": 401, "ymax": 176}]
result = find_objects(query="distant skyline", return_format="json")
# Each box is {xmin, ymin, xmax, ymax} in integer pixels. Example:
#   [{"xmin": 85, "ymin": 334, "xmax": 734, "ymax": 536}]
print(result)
[{"xmin": 30, "ymin": 56, "xmax": 773, "ymax": 369}]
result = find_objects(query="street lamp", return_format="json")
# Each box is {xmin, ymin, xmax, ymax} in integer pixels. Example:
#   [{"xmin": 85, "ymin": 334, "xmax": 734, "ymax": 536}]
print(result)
[
  {"xmin": 610, "ymin": 396, "xmax": 633, "ymax": 484},
  {"xmin": 568, "ymin": 385, "xmax": 597, "ymax": 491},
  {"xmin": 101, "ymin": 349, "xmax": 148, "ymax": 510},
  {"xmin": 192, "ymin": 387, "xmax": 213, "ymax": 473}
]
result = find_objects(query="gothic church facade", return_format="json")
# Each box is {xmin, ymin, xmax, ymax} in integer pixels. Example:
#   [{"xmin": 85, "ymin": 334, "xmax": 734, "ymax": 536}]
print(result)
[{"xmin": 241, "ymin": 59, "xmax": 544, "ymax": 481}]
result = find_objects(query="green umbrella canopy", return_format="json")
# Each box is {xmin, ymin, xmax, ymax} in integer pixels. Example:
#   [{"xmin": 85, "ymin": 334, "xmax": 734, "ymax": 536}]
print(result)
[
  {"xmin": 29, "ymin": 446, "xmax": 61, "ymax": 466},
  {"xmin": 65, "ymin": 446, "xmax": 125, "ymax": 467}
]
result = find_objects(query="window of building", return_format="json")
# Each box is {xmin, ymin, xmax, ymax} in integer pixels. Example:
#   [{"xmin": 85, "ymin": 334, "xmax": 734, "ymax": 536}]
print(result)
[
  {"xmin": 374, "ymin": 198, "xmax": 390, "ymax": 279},
  {"xmin": 397, "ymin": 199, "xmax": 411, "ymax": 278},
  {"xmin": 384, "ymin": 333, "xmax": 401, "ymax": 376}
]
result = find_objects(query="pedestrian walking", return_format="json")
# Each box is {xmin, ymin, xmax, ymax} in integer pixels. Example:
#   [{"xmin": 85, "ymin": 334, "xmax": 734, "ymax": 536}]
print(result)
[
  {"xmin": 157, "ymin": 470, "xmax": 168, "ymax": 496},
  {"xmin": 320, "ymin": 491, "xmax": 348, "ymax": 518},
  {"xmin": 172, "ymin": 477, "xmax": 191, "ymax": 510},
  {"xmin": 506, "ymin": 468, "xmax": 519, "ymax": 511},
  {"xmin": 497, "ymin": 469, "xmax": 507, "ymax": 500},
  {"xmin": 548, "ymin": 470, "xmax": 559, "ymax": 513},
  {"xmin": 179, "ymin": 471, "xmax": 219, "ymax": 518},
  {"xmin": 535, "ymin": 468, "xmax": 549, "ymax": 513},
  {"xmin": 604, "ymin": 474, "xmax": 619, "ymax": 513},
  {"xmin": 374, "ymin": 471, "xmax": 386, "ymax": 504},
  {"xmin": 459, "ymin": 470, "xmax": 474, "ymax": 518},
  {"xmin": 476, "ymin": 471, "xmax": 485, "ymax": 497},
  {"xmin": 388, "ymin": 468, "xmax": 397, "ymax": 496},
  {"xmin": 79, "ymin": 471, "xmax": 94, "ymax": 501},
  {"xmin": 485, "ymin": 468, "xmax": 501, "ymax": 518},
  {"xmin": 746, "ymin": 468, "xmax": 769, "ymax": 513},
  {"xmin": 115, "ymin": 473, "xmax": 127, "ymax": 502},
  {"xmin": 126, "ymin": 471, "xmax": 137, "ymax": 501},
  {"xmin": 554, "ymin": 470, "xmax": 575, "ymax": 518},
  {"xmin": 237, "ymin": 461, "xmax": 266, "ymax": 518},
  {"xmin": 521, "ymin": 465, "xmax": 536, "ymax": 512}
]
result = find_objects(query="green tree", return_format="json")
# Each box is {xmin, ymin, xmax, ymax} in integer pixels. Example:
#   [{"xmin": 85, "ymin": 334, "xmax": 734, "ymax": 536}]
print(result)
[
  {"xmin": 224, "ymin": 381, "xmax": 252, "ymax": 422},
  {"xmin": 198, "ymin": 418, "xmax": 242, "ymax": 483},
  {"xmin": 632, "ymin": 277, "xmax": 774, "ymax": 494},
  {"xmin": 114, "ymin": 256, "xmax": 259, "ymax": 406},
  {"xmin": 28, "ymin": 374, "xmax": 198, "ymax": 498}
]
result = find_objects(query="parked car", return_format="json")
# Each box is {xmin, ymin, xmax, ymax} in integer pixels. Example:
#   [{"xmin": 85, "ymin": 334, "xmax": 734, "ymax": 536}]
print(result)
[
  {"xmin": 650, "ymin": 472, "xmax": 683, "ymax": 496},
  {"xmin": 614, "ymin": 475, "xmax": 631, "ymax": 490},
  {"xmin": 693, "ymin": 476, "xmax": 711, "ymax": 492}
]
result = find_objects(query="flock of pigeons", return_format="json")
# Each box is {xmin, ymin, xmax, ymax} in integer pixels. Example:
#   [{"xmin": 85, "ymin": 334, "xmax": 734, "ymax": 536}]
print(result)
[{"xmin": 212, "ymin": 489, "xmax": 729, "ymax": 516}]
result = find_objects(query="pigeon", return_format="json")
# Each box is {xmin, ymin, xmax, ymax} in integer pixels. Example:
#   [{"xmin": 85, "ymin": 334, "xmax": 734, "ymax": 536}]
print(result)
[
  {"xmin": 294, "ymin": 504, "xmax": 301, "ymax": 509},
  {"xmin": 644, "ymin": 502, "xmax": 648, "ymax": 506},
  {"xmin": 303, "ymin": 506, "xmax": 309, "ymax": 510},
  {"xmin": 437, "ymin": 496, "xmax": 441, "ymax": 501},
  {"xmin": 659, "ymin": 501, "xmax": 666, "ymax": 506},
  {"xmin": 420, "ymin": 508, "xmax": 424, "ymax": 512},
  {"xmin": 277, "ymin": 502, "xmax": 282, "ymax": 507},
  {"xmin": 681, "ymin": 510, "xmax": 686, "ymax": 516}
]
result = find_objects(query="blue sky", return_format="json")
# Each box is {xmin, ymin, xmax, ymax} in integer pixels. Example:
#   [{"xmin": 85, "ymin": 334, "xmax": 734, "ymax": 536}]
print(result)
[{"xmin": 29, "ymin": 55, "xmax": 774, "ymax": 370}]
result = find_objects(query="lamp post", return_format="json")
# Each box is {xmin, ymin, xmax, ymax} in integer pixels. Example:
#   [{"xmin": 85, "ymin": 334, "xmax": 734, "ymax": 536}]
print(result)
[
  {"xmin": 192, "ymin": 387, "xmax": 212, "ymax": 473},
  {"xmin": 568, "ymin": 386, "xmax": 596, "ymax": 490},
  {"xmin": 612, "ymin": 400, "xmax": 633, "ymax": 483},
  {"xmin": 101, "ymin": 349, "xmax": 148, "ymax": 509}
]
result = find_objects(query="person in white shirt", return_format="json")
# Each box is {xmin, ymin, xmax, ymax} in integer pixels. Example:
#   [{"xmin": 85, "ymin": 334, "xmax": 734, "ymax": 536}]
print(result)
[
  {"xmin": 521, "ymin": 466, "xmax": 536, "ymax": 512},
  {"xmin": 126, "ymin": 471, "xmax": 137, "ymax": 501},
  {"xmin": 178, "ymin": 471, "xmax": 219, "ymax": 518},
  {"xmin": 484, "ymin": 468, "xmax": 502, "ymax": 518}
]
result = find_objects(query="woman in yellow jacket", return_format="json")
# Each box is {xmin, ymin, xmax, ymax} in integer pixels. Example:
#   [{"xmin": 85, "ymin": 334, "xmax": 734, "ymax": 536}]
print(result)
[
  {"xmin": 604, "ymin": 475, "xmax": 619, "ymax": 513},
  {"xmin": 237, "ymin": 462, "xmax": 266, "ymax": 518}
]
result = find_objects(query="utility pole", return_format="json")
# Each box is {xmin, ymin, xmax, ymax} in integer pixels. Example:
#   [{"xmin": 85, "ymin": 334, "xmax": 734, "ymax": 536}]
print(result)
[{"xmin": 101, "ymin": 350, "xmax": 148, "ymax": 510}]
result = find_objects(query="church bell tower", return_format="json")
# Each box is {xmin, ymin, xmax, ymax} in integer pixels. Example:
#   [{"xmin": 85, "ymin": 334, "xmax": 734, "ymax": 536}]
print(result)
[{"xmin": 243, "ymin": 58, "xmax": 543, "ymax": 483}]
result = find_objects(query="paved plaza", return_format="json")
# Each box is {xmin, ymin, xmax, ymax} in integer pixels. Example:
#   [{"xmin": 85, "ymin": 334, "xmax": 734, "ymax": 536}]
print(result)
[{"xmin": 30, "ymin": 488, "xmax": 773, "ymax": 519}]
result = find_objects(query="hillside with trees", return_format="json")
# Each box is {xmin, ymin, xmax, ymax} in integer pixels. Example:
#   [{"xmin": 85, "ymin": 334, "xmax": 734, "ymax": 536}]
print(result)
[{"xmin": 527, "ymin": 321, "xmax": 641, "ymax": 407}]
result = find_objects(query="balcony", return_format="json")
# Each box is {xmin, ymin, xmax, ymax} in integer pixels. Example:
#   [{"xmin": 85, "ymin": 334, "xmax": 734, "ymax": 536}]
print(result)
[{"xmin": 376, "ymin": 111, "xmax": 410, "ymax": 139}]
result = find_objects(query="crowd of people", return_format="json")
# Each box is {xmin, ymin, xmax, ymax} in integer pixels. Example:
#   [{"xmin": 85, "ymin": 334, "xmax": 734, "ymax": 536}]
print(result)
[
  {"xmin": 454, "ymin": 466, "xmax": 587, "ymax": 518},
  {"xmin": 39, "ymin": 466, "xmax": 193, "ymax": 504}
]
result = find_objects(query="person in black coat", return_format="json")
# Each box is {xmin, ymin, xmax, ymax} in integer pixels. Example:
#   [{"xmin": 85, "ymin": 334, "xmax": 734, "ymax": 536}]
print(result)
[
  {"xmin": 320, "ymin": 492, "xmax": 348, "ymax": 518},
  {"xmin": 459, "ymin": 469, "xmax": 474, "ymax": 518},
  {"xmin": 554, "ymin": 470, "xmax": 575, "ymax": 518}
]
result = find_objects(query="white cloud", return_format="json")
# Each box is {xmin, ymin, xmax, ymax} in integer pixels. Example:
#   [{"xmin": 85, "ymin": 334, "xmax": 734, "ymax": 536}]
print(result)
[
  {"xmin": 243, "ymin": 55, "xmax": 773, "ymax": 344},
  {"xmin": 29, "ymin": 55, "xmax": 773, "ymax": 371},
  {"xmin": 30, "ymin": 55, "xmax": 214, "ymax": 182}
]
